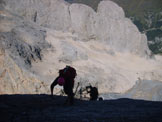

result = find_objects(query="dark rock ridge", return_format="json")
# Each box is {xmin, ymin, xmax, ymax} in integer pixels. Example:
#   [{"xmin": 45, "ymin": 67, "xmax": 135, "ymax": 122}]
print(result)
[{"xmin": 1, "ymin": 94, "xmax": 162, "ymax": 122}]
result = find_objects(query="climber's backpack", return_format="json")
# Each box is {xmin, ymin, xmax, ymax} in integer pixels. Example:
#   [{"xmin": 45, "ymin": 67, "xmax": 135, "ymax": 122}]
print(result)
[{"xmin": 58, "ymin": 66, "xmax": 77, "ymax": 86}]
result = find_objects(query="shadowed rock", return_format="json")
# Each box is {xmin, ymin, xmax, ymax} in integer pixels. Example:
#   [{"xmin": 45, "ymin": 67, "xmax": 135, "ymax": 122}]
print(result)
[{"xmin": 0, "ymin": 94, "xmax": 162, "ymax": 122}]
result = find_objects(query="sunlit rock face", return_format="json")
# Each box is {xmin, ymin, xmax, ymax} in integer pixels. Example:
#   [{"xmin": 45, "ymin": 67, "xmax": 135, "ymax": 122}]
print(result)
[
  {"xmin": 3, "ymin": 0, "xmax": 71, "ymax": 31},
  {"xmin": 0, "ymin": 0, "xmax": 162, "ymax": 101},
  {"xmin": 4, "ymin": 0, "xmax": 150, "ymax": 56},
  {"xmin": 0, "ymin": 9, "xmax": 50, "ymax": 94}
]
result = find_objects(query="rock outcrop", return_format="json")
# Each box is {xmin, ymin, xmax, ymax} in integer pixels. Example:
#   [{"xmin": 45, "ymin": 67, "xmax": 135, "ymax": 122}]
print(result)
[
  {"xmin": 0, "ymin": 0, "xmax": 162, "ymax": 101},
  {"xmin": 0, "ymin": 9, "xmax": 50, "ymax": 94},
  {"xmin": 0, "ymin": 46, "xmax": 49, "ymax": 94}
]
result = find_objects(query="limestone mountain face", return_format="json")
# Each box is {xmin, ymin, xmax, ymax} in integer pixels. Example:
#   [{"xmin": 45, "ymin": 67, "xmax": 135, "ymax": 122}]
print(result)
[
  {"xmin": 67, "ymin": 0, "xmax": 162, "ymax": 54},
  {"xmin": 3, "ymin": 0, "xmax": 71, "ymax": 31},
  {"xmin": 0, "ymin": 0, "xmax": 162, "ymax": 101},
  {"xmin": 3, "ymin": 0, "xmax": 150, "ymax": 56},
  {"xmin": 0, "ymin": 48, "xmax": 49, "ymax": 94},
  {"xmin": 0, "ymin": 9, "xmax": 50, "ymax": 94}
]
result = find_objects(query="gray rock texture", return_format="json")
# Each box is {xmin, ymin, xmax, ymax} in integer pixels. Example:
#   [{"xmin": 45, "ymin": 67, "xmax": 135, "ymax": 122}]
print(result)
[
  {"xmin": 0, "ymin": 9, "xmax": 50, "ymax": 68},
  {"xmin": 3, "ymin": 0, "xmax": 150, "ymax": 56},
  {"xmin": 69, "ymin": 1, "xmax": 151, "ymax": 56},
  {"xmin": 0, "ymin": 9, "xmax": 50, "ymax": 94},
  {"xmin": 4, "ymin": 0, "xmax": 71, "ymax": 30},
  {"xmin": 69, "ymin": 3, "xmax": 96, "ymax": 41}
]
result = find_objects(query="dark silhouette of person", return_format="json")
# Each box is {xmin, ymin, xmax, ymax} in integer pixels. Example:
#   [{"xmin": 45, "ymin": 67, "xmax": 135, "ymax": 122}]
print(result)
[
  {"xmin": 86, "ymin": 85, "xmax": 99, "ymax": 101},
  {"xmin": 50, "ymin": 66, "xmax": 77, "ymax": 105}
]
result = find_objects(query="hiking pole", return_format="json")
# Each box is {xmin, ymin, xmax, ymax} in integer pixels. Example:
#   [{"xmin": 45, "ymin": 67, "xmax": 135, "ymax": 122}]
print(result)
[{"xmin": 74, "ymin": 82, "xmax": 80, "ymax": 97}]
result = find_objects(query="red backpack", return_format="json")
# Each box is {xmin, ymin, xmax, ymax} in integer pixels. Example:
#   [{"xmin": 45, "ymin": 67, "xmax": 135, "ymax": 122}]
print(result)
[{"xmin": 58, "ymin": 66, "xmax": 77, "ymax": 86}]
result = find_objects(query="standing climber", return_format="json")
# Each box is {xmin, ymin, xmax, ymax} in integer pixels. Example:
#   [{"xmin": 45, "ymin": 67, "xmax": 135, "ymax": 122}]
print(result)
[{"xmin": 50, "ymin": 66, "xmax": 77, "ymax": 105}]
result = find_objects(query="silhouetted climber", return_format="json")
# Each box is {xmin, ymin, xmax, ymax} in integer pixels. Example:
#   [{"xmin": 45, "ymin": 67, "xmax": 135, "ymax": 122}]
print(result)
[
  {"xmin": 50, "ymin": 66, "xmax": 77, "ymax": 105},
  {"xmin": 86, "ymin": 85, "xmax": 98, "ymax": 101}
]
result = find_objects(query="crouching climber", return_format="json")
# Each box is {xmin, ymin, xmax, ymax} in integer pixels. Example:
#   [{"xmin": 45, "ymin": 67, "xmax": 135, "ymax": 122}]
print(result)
[
  {"xmin": 50, "ymin": 66, "xmax": 77, "ymax": 105},
  {"xmin": 86, "ymin": 85, "xmax": 99, "ymax": 101}
]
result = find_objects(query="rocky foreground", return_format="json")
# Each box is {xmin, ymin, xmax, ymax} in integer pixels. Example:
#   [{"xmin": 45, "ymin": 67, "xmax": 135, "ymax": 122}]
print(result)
[{"xmin": 1, "ymin": 94, "xmax": 162, "ymax": 122}]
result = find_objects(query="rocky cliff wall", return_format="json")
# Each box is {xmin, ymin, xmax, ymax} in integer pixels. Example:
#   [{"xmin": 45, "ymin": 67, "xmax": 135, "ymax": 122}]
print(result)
[{"xmin": 3, "ymin": 0, "xmax": 150, "ymax": 56}]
